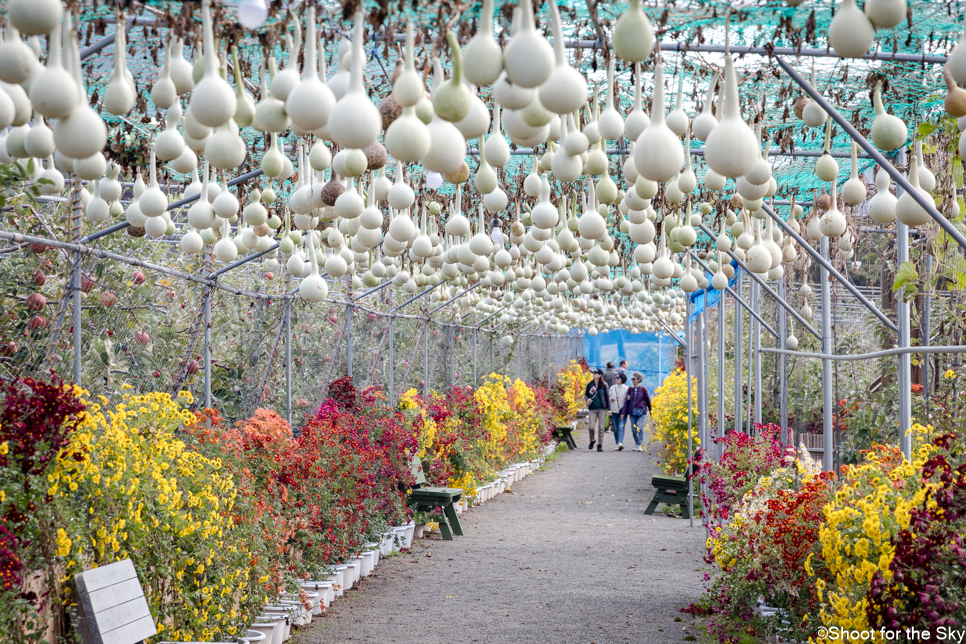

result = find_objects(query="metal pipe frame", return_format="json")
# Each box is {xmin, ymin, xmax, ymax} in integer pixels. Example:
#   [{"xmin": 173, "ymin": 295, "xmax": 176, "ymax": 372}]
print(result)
[
  {"xmin": 717, "ymin": 286, "xmax": 725, "ymax": 459},
  {"xmin": 775, "ymin": 55, "xmax": 966, "ymax": 252},
  {"xmin": 735, "ymin": 271, "xmax": 743, "ymax": 434},
  {"xmin": 285, "ymin": 299, "xmax": 292, "ymax": 425},
  {"xmin": 778, "ymin": 279, "xmax": 789, "ymax": 443},
  {"xmin": 204, "ymin": 287, "xmax": 212, "ymax": 409},
  {"xmin": 761, "ymin": 203, "xmax": 898, "ymax": 333},
  {"xmin": 897, "ymin": 222, "xmax": 913, "ymax": 459},
  {"xmin": 688, "ymin": 251, "xmax": 780, "ymax": 338},
  {"xmin": 685, "ymin": 298, "xmax": 694, "ymax": 529},
  {"xmin": 762, "ymin": 345, "xmax": 966, "ymax": 361},
  {"xmin": 390, "ymin": 286, "xmax": 436, "ymax": 313},
  {"xmin": 351, "ymin": 280, "xmax": 392, "ymax": 301},
  {"xmin": 467, "ymin": 146, "xmax": 869, "ymax": 159},
  {"xmin": 655, "ymin": 317, "xmax": 687, "ymax": 348},
  {"xmin": 208, "ymin": 243, "xmax": 279, "ymax": 278},
  {"xmin": 753, "ymin": 281, "xmax": 762, "ymax": 425},
  {"xmin": 698, "ymin": 223, "xmax": 822, "ymax": 340},
  {"xmin": 821, "ymin": 237, "xmax": 834, "ymax": 472}
]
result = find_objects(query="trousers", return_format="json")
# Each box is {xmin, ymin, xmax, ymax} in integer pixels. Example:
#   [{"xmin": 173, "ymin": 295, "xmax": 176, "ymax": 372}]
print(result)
[
  {"xmin": 626, "ymin": 413, "xmax": 647, "ymax": 446},
  {"xmin": 586, "ymin": 409, "xmax": 608, "ymax": 445},
  {"xmin": 610, "ymin": 413, "xmax": 625, "ymax": 445}
]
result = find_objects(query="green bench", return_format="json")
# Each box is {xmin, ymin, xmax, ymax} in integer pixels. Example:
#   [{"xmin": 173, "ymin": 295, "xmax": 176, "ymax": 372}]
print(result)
[
  {"xmin": 645, "ymin": 455, "xmax": 700, "ymax": 519},
  {"xmin": 407, "ymin": 487, "xmax": 464, "ymax": 540},
  {"xmin": 552, "ymin": 423, "xmax": 577, "ymax": 450}
]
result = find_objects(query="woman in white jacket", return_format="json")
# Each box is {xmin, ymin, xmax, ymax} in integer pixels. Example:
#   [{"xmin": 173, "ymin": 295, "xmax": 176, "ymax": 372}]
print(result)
[{"xmin": 608, "ymin": 373, "xmax": 629, "ymax": 451}]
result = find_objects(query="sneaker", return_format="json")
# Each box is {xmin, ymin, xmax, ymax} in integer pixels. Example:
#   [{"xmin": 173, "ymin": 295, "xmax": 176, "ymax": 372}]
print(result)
[
  {"xmin": 596, "ymin": 445, "xmax": 603, "ymax": 452},
  {"xmin": 614, "ymin": 445, "xmax": 621, "ymax": 451},
  {"xmin": 618, "ymin": 443, "xmax": 625, "ymax": 451},
  {"xmin": 632, "ymin": 446, "xmax": 641, "ymax": 452},
  {"xmin": 588, "ymin": 441, "xmax": 596, "ymax": 450}
]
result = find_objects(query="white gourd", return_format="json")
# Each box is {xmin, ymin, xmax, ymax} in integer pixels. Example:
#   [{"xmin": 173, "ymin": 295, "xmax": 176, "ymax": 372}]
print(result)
[
  {"xmin": 102, "ymin": 17, "xmax": 136, "ymax": 116},
  {"xmin": 74, "ymin": 152, "xmax": 106, "ymax": 181},
  {"xmin": 23, "ymin": 118, "xmax": 54, "ymax": 158},
  {"xmin": 493, "ymin": 71, "xmax": 533, "ymax": 111},
  {"xmin": 327, "ymin": 39, "xmax": 352, "ymax": 100},
  {"xmin": 483, "ymin": 185, "xmax": 508, "ymax": 213},
  {"xmin": 864, "ymin": 1, "xmax": 906, "ymax": 36},
  {"xmin": 190, "ymin": 0, "xmax": 237, "ymax": 128},
  {"xmin": 252, "ymin": 59, "xmax": 289, "ymax": 132},
  {"xmin": 551, "ymin": 118, "xmax": 583, "ymax": 183},
  {"xmin": 820, "ymin": 176, "xmax": 847, "ymax": 237},
  {"xmin": 623, "ymin": 63, "xmax": 650, "ymax": 141},
  {"xmin": 230, "ymin": 47, "xmax": 256, "ymax": 128},
  {"xmin": 703, "ymin": 168, "xmax": 726, "ymax": 191},
  {"xmin": 151, "ymin": 39, "xmax": 177, "ymax": 110},
  {"xmin": 464, "ymin": 0, "xmax": 503, "ymax": 86},
  {"xmin": 445, "ymin": 187, "xmax": 471, "ymax": 237},
  {"xmin": 205, "ymin": 119, "xmax": 247, "ymax": 170},
  {"xmin": 678, "ymin": 135, "xmax": 697, "ymax": 194},
  {"xmin": 271, "ymin": 30, "xmax": 301, "ymax": 102},
  {"xmin": 261, "ymin": 133, "xmax": 286, "ymax": 178},
  {"xmin": 335, "ymin": 177, "xmax": 365, "ymax": 219},
  {"xmin": 704, "ymin": 31, "xmax": 758, "ymax": 179},
  {"xmin": 433, "ymin": 32, "xmax": 472, "ymax": 123},
  {"xmin": 815, "ymin": 121, "xmax": 839, "ymax": 182},
  {"xmin": 869, "ymin": 81, "xmax": 908, "ymax": 151},
  {"xmin": 841, "ymin": 141, "xmax": 867, "ymax": 205},
  {"xmin": 169, "ymin": 38, "xmax": 195, "ymax": 95},
  {"xmin": 155, "ymin": 102, "xmax": 186, "ymax": 161},
  {"xmin": 691, "ymin": 73, "xmax": 719, "ymax": 142},
  {"xmin": 530, "ymin": 175, "xmax": 559, "ymax": 229},
  {"xmin": 484, "ymin": 103, "xmax": 511, "ymax": 168},
  {"xmin": 666, "ymin": 77, "xmax": 689, "ymax": 138},
  {"xmin": 895, "ymin": 156, "xmax": 933, "ymax": 227},
  {"xmin": 950, "ymin": 13, "xmax": 966, "ymax": 86},
  {"xmin": 455, "ymin": 84, "xmax": 491, "ymax": 140},
  {"xmin": 802, "ymin": 63, "xmax": 828, "ymax": 127},
  {"xmin": 503, "ymin": 107, "xmax": 550, "ymax": 146},
  {"xmin": 828, "ymin": 0, "xmax": 875, "ymax": 59},
  {"xmin": 327, "ymin": 14, "xmax": 381, "ymax": 150},
  {"xmin": 385, "ymin": 104, "xmax": 430, "ymax": 162},
  {"xmin": 633, "ymin": 48, "xmax": 682, "ymax": 183},
  {"xmin": 300, "ymin": 238, "xmax": 329, "ymax": 302},
  {"xmin": 387, "ymin": 161, "xmax": 416, "ymax": 211},
  {"xmin": 422, "ymin": 69, "xmax": 467, "ymax": 175},
  {"xmin": 598, "ymin": 58, "xmax": 624, "ymax": 141},
  {"xmin": 393, "ymin": 23, "xmax": 424, "ymax": 107},
  {"xmin": 139, "ymin": 150, "xmax": 168, "ymax": 219},
  {"xmin": 187, "ymin": 161, "xmax": 216, "ymax": 229},
  {"xmin": 86, "ymin": 180, "xmax": 110, "ymax": 223},
  {"xmin": 915, "ymin": 141, "xmax": 936, "ymax": 193},
  {"xmin": 475, "ymin": 138, "xmax": 498, "ymax": 194},
  {"xmin": 612, "ymin": 0, "xmax": 654, "ymax": 63},
  {"xmin": 1, "ymin": 81, "xmax": 31, "ymax": 126},
  {"xmin": 503, "ymin": 0, "xmax": 553, "ymax": 89},
  {"xmin": 309, "ymin": 139, "xmax": 331, "ymax": 171},
  {"xmin": 0, "ymin": 26, "xmax": 38, "ymax": 85},
  {"xmin": 539, "ymin": 0, "xmax": 587, "ymax": 115},
  {"xmin": 7, "ymin": 0, "xmax": 62, "ymax": 37},
  {"xmin": 29, "ymin": 22, "xmax": 78, "ymax": 119}
]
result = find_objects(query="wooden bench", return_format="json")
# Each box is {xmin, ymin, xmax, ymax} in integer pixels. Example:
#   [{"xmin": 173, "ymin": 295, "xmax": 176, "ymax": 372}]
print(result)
[
  {"xmin": 407, "ymin": 487, "xmax": 464, "ymax": 540},
  {"xmin": 552, "ymin": 423, "xmax": 577, "ymax": 450},
  {"xmin": 645, "ymin": 475, "xmax": 694, "ymax": 519},
  {"xmin": 73, "ymin": 558, "xmax": 157, "ymax": 644}
]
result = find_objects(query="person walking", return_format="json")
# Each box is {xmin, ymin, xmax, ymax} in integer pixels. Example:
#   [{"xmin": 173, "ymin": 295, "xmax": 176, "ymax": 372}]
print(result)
[
  {"xmin": 609, "ymin": 372, "xmax": 629, "ymax": 451},
  {"xmin": 616, "ymin": 360, "xmax": 628, "ymax": 378},
  {"xmin": 584, "ymin": 369, "xmax": 609, "ymax": 451},
  {"xmin": 621, "ymin": 372, "xmax": 652, "ymax": 452},
  {"xmin": 602, "ymin": 362, "xmax": 618, "ymax": 387}
]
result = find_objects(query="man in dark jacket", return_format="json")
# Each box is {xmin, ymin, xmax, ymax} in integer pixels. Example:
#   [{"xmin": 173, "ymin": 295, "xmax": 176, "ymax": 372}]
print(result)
[
  {"xmin": 585, "ymin": 369, "xmax": 609, "ymax": 451},
  {"xmin": 620, "ymin": 372, "xmax": 652, "ymax": 452},
  {"xmin": 602, "ymin": 362, "xmax": 618, "ymax": 387}
]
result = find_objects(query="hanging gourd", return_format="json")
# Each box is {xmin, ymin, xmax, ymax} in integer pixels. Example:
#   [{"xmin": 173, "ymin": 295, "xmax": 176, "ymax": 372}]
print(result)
[
  {"xmin": 943, "ymin": 64, "xmax": 966, "ymax": 119},
  {"xmin": 828, "ymin": 0, "xmax": 874, "ymax": 58},
  {"xmin": 190, "ymin": 0, "xmax": 237, "ymax": 128},
  {"xmin": 666, "ymin": 77, "xmax": 689, "ymax": 138},
  {"xmin": 869, "ymin": 81, "xmax": 907, "ymax": 151},
  {"xmin": 229, "ymin": 48, "xmax": 255, "ymax": 128},
  {"xmin": 253, "ymin": 57, "xmax": 290, "ymax": 132},
  {"xmin": 703, "ymin": 24, "xmax": 758, "ymax": 179},
  {"xmin": 539, "ymin": 0, "xmax": 587, "ymax": 115},
  {"xmin": 432, "ymin": 31, "xmax": 471, "ymax": 123},
  {"xmin": 915, "ymin": 141, "xmax": 936, "ymax": 193},
  {"xmin": 6, "ymin": 0, "xmax": 62, "ymax": 37},
  {"xmin": 801, "ymin": 62, "xmax": 828, "ymax": 127},
  {"xmin": 463, "ymin": 0, "xmax": 503, "ymax": 86},
  {"xmin": 634, "ymin": 46, "xmax": 682, "ymax": 183},
  {"xmin": 29, "ymin": 21, "xmax": 78, "ymax": 119},
  {"xmin": 385, "ymin": 104, "xmax": 430, "ymax": 163},
  {"xmin": 814, "ymin": 120, "xmax": 839, "ymax": 182},
  {"xmin": 151, "ymin": 39, "xmax": 178, "ymax": 110},
  {"xmin": 503, "ymin": 0, "xmax": 553, "ymax": 89},
  {"xmin": 421, "ymin": 58, "xmax": 468, "ymax": 174},
  {"xmin": 155, "ymin": 102, "xmax": 186, "ymax": 162},
  {"xmin": 328, "ymin": 13, "xmax": 381, "ymax": 150},
  {"xmin": 691, "ymin": 72, "xmax": 719, "ymax": 142},
  {"xmin": 819, "ymin": 176, "xmax": 847, "ymax": 237},
  {"xmin": 455, "ymin": 84, "xmax": 491, "ymax": 140},
  {"xmin": 895, "ymin": 156, "xmax": 933, "ymax": 226},
  {"xmin": 624, "ymin": 63, "xmax": 650, "ymax": 141},
  {"xmin": 612, "ymin": 0, "xmax": 654, "ymax": 63},
  {"xmin": 598, "ymin": 58, "xmax": 624, "ymax": 141},
  {"xmin": 840, "ymin": 142, "xmax": 867, "ymax": 205}
]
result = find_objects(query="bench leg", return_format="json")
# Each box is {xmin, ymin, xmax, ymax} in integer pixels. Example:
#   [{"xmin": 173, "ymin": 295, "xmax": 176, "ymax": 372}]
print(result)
[
  {"xmin": 434, "ymin": 512, "xmax": 453, "ymax": 540},
  {"xmin": 564, "ymin": 431, "xmax": 577, "ymax": 450},
  {"xmin": 680, "ymin": 499, "xmax": 691, "ymax": 520},
  {"xmin": 644, "ymin": 492, "xmax": 661, "ymax": 516},
  {"xmin": 443, "ymin": 503, "xmax": 463, "ymax": 536}
]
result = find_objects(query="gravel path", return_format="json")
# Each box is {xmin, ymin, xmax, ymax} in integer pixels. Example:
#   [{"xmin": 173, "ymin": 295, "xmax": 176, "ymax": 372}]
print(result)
[{"xmin": 298, "ymin": 433, "xmax": 708, "ymax": 644}]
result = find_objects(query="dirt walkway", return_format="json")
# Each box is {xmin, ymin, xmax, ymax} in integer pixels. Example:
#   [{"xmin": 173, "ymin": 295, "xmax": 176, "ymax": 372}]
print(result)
[{"xmin": 298, "ymin": 434, "xmax": 708, "ymax": 644}]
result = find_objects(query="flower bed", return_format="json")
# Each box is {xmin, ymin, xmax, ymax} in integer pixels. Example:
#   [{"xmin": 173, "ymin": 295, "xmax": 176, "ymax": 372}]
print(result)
[
  {"xmin": 0, "ymin": 366, "xmax": 577, "ymax": 641},
  {"xmin": 689, "ymin": 422, "xmax": 962, "ymax": 642},
  {"xmin": 650, "ymin": 368, "xmax": 700, "ymax": 476}
]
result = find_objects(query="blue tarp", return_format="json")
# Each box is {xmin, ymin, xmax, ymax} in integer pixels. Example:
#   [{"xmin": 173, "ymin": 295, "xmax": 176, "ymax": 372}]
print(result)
[
  {"xmin": 583, "ymin": 330, "xmax": 676, "ymax": 395},
  {"xmin": 689, "ymin": 261, "xmax": 741, "ymax": 321}
]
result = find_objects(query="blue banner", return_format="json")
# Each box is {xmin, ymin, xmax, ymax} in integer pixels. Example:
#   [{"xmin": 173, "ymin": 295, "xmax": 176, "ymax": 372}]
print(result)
[{"xmin": 582, "ymin": 330, "xmax": 676, "ymax": 394}]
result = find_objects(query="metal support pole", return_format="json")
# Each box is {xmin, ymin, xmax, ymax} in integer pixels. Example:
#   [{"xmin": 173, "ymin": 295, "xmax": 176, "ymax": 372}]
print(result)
[
  {"xmin": 473, "ymin": 327, "xmax": 478, "ymax": 386},
  {"xmin": 72, "ymin": 250, "xmax": 82, "ymax": 384},
  {"xmin": 897, "ymin": 222, "xmax": 913, "ymax": 460},
  {"xmin": 923, "ymin": 254, "xmax": 932, "ymax": 417},
  {"xmin": 699, "ymin": 308, "xmax": 709, "ymax": 458},
  {"xmin": 685, "ymin": 298, "xmax": 694, "ymax": 529},
  {"xmin": 204, "ymin": 288, "xmax": 212, "ymax": 409},
  {"xmin": 717, "ymin": 293, "xmax": 724, "ymax": 459},
  {"xmin": 423, "ymin": 319, "xmax": 429, "ymax": 398},
  {"xmin": 285, "ymin": 299, "xmax": 292, "ymax": 425},
  {"xmin": 346, "ymin": 304, "xmax": 353, "ymax": 378},
  {"xmin": 821, "ymin": 237, "xmax": 834, "ymax": 472},
  {"xmin": 689, "ymin": 251, "xmax": 780, "ymax": 338},
  {"xmin": 778, "ymin": 279, "xmax": 788, "ymax": 443},
  {"xmin": 746, "ymin": 282, "xmax": 755, "ymax": 434},
  {"xmin": 735, "ymin": 270, "xmax": 744, "ymax": 434},
  {"xmin": 388, "ymin": 316, "xmax": 395, "ymax": 405},
  {"xmin": 754, "ymin": 283, "xmax": 762, "ymax": 425},
  {"xmin": 775, "ymin": 56, "xmax": 966, "ymax": 253}
]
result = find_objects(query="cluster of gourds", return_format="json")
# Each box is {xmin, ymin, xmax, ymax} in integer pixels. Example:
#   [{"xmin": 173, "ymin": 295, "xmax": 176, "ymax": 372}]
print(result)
[{"xmin": 0, "ymin": 0, "xmax": 957, "ymax": 338}]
